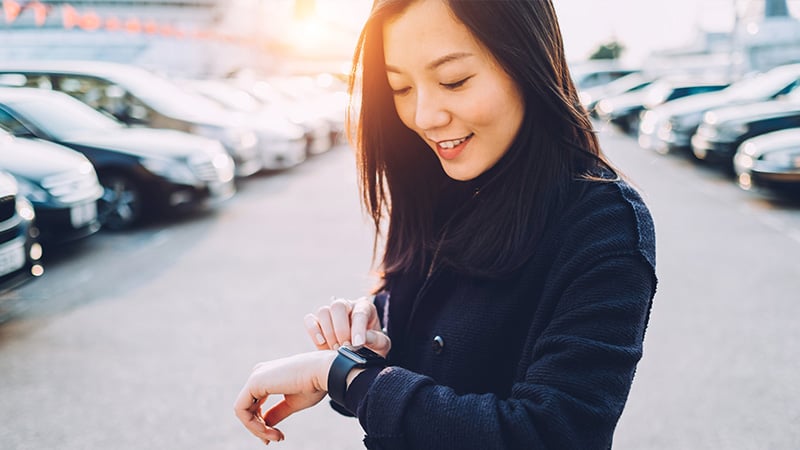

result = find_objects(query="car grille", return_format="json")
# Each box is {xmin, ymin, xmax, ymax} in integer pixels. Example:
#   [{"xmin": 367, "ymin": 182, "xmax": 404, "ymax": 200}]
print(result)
[
  {"xmin": 0, "ymin": 195, "xmax": 15, "ymax": 223},
  {"xmin": 190, "ymin": 159, "xmax": 221, "ymax": 182},
  {"xmin": 42, "ymin": 169, "xmax": 102, "ymax": 205}
]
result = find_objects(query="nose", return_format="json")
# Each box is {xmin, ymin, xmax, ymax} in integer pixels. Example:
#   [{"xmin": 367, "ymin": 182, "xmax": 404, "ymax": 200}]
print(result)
[{"xmin": 413, "ymin": 88, "xmax": 450, "ymax": 131}]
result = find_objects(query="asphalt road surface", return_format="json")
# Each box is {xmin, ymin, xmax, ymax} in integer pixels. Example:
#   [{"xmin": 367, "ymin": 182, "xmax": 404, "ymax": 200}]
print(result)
[{"xmin": 1, "ymin": 124, "xmax": 798, "ymax": 449}]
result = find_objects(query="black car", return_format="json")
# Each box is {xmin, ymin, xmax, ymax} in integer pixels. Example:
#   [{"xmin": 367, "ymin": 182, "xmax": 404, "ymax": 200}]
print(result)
[
  {"xmin": 0, "ymin": 128, "xmax": 103, "ymax": 243},
  {"xmin": 0, "ymin": 88, "xmax": 236, "ymax": 229},
  {"xmin": 691, "ymin": 95, "xmax": 800, "ymax": 166},
  {"xmin": 596, "ymin": 77, "xmax": 730, "ymax": 134},
  {"xmin": 0, "ymin": 60, "xmax": 262, "ymax": 178},
  {"xmin": 0, "ymin": 170, "xmax": 43, "ymax": 292},
  {"xmin": 638, "ymin": 63, "xmax": 800, "ymax": 153}
]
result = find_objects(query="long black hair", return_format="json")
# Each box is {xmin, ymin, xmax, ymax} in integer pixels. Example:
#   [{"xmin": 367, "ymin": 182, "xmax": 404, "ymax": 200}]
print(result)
[{"xmin": 348, "ymin": 0, "xmax": 612, "ymax": 284}]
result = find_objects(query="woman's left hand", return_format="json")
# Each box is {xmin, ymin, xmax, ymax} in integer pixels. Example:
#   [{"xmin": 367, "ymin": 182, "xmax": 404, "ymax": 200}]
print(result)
[{"xmin": 233, "ymin": 350, "xmax": 337, "ymax": 445}]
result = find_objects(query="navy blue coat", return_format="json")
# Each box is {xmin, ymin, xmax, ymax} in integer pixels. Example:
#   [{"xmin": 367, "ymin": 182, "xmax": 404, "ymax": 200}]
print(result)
[{"xmin": 347, "ymin": 177, "xmax": 657, "ymax": 450}]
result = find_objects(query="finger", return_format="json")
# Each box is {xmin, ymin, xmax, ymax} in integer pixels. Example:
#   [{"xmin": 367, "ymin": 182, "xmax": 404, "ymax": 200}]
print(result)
[
  {"xmin": 350, "ymin": 301, "xmax": 374, "ymax": 347},
  {"xmin": 303, "ymin": 314, "xmax": 328, "ymax": 350},
  {"xmin": 330, "ymin": 299, "xmax": 354, "ymax": 347},
  {"xmin": 233, "ymin": 391, "xmax": 284, "ymax": 442},
  {"xmin": 365, "ymin": 329, "xmax": 392, "ymax": 357},
  {"xmin": 263, "ymin": 399, "xmax": 298, "ymax": 430},
  {"xmin": 315, "ymin": 306, "xmax": 338, "ymax": 349}
]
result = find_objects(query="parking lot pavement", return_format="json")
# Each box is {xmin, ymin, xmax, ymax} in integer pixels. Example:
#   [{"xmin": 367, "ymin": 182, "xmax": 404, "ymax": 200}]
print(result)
[{"xmin": 1, "ymin": 126, "xmax": 799, "ymax": 449}]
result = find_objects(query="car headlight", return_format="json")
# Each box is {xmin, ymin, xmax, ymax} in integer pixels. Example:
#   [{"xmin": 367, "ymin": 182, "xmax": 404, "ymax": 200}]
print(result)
[
  {"xmin": 141, "ymin": 157, "xmax": 199, "ymax": 185},
  {"xmin": 596, "ymin": 99, "xmax": 613, "ymax": 115},
  {"xmin": 761, "ymin": 148, "xmax": 800, "ymax": 167},
  {"xmin": 240, "ymin": 130, "xmax": 258, "ymax": 149},
  {"xmin": 15, "ymin": 178, "xmax": 49, "ymax": 203},
  {"xmin": 15, "ymin": 195, "xmax": 35, "ymax": 222},
  {"xmin": 578, "ymin": 91, "xmax": 592, "ymax": 107}
]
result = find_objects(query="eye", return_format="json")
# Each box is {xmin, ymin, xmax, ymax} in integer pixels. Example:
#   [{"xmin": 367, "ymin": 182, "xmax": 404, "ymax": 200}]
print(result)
[
  {"xmin": 390, "ymin": 86, "xmax": 411, "ymax": 96},
  {"xmin": 441, "ymin": 76, "xmax": 473, "ymax": 90}
]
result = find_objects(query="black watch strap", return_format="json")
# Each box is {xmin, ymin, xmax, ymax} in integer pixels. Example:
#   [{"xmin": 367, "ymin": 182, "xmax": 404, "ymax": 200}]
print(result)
[{"xmin": 328, "ymin": 346, "xmax": 386, "ymax": 407}]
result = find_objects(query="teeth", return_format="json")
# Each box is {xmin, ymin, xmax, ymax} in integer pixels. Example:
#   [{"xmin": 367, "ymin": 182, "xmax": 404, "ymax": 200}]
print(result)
[{"xmin": 439, "ymin": 136, "xmax": 469, "ymax": 149}]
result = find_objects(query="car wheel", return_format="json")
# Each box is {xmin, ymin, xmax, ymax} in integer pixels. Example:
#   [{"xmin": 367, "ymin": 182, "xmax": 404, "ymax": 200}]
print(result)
[{"xmin": 98, "ymin": 173, "xmax": 143, "ymax": 230}]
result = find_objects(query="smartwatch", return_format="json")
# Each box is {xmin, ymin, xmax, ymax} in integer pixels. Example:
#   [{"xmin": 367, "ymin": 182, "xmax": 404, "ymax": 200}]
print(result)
[{"xmin": 328, "ymin": 345, "xmax": 386, "ymax": 407}]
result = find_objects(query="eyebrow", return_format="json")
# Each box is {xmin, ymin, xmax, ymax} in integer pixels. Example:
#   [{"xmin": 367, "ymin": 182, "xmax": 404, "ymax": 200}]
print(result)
[{"xmin": 386, "ymin": 51, "xmax": 474, "ymax": 74}]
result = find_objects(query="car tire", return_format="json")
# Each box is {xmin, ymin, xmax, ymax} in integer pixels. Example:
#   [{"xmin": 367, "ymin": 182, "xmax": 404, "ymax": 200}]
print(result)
[{"xmin": 98, "ymin": 172, "xmax": 143, "ymax": 230}]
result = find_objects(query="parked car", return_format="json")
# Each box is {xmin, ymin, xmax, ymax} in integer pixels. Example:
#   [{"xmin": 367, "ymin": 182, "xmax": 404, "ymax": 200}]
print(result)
[
  {"xmin": 179, "ymin": 79, "xmax": 308, "ymax": 170},
  {"xmin": 0, "ymin": 60, "xmax": 262, "ymax": 177},
  {"xmin": 570, "ymin": 60, "xmax": 639, "ymax": 91},
  {"xmin": 691, "ymin": 91, "xmax": 800, "ymax": 166},
  {"xmin": 579, "ymin": 72, "xmax": 656, "ymax": 116},
  {"xmin": 638, "ymin": 64, "xmax": 800, "ymax": 153},
  {"xmin": 734, "ymin": 128, "xmax": 800, "ymax": 194},
  {"xmin": 262, "ymin": 75, "xmax": 347, "ymax": 147},
  {"xmin": 0, "ymin": 128, "xmax": 103, "ymax": 243},
  {"xmin": 0, "ymin": 88, "xmax": 236, "ymax": 230},
  {"xmin": 0, "ymin": 169, "xmax": 43, "ymax": 292},
  {"xmin": 597, "ymin": 77, "xmax": 730, "ymax": 134},
  {"xmin": 227, "ymin": 75, "xmax": 334, "ymax": 156}
]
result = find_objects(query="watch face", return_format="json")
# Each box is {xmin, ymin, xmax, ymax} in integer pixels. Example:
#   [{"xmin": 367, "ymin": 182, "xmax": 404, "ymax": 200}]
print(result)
[{"xmin": 339, "ymin": 346, "xmax": 384, "ymax": 365}]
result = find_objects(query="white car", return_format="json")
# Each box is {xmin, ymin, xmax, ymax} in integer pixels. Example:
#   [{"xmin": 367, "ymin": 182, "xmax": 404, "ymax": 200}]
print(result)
[
  {"xmin": 734, "ymin": 128, "xmax": 800, "ymax": 194},
  {"xmin": 180, "ymin": 79, "xmax": 308, "ymax": 170}
]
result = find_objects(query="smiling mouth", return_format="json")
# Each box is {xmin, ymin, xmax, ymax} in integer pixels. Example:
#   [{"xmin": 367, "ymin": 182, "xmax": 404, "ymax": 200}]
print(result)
[{"xmin": 437, "ymin": 133, "xmax": 473, "ymax": 149}]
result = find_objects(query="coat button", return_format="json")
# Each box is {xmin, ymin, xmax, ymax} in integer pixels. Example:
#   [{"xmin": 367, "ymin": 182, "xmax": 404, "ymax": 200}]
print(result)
[{"xmin": 432, "ymin": 335, "xmax": 444, "ymax": 354}]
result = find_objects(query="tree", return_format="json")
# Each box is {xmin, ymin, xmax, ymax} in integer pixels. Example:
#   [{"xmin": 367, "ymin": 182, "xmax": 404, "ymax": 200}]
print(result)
[{"xmin": 589, "ymin": 40, "xmax": 625, "ymax": 60}]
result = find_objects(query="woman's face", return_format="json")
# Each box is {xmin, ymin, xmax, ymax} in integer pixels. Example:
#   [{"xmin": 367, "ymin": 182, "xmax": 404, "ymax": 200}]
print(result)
[{"xmin": 383, "ymin": 0, "xmax": 525, "ymax": 181}]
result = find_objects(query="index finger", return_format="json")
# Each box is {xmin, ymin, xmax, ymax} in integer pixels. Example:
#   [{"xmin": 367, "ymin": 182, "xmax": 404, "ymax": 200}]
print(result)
[{"xmin": 350, "ymin": 300, "xmax": 375, "ymax": 347}]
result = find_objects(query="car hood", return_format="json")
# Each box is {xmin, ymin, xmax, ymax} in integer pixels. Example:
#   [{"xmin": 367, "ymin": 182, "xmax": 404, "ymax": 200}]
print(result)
[
  {"xmin": 61, "ymin": 128, "xmax": 222, "ymax": 159},
  {"xmin": 741, "ymin": 128, "xmax": 800, "ymax": 155},
  {"xmin": 651, "ymin": 90, "xmax": 735, "ymax": 119},
  {"xmin": 605, "ymin": 90, "xmax": 648, "ymax": 110},
  {"xmin": 0, "ymin": 134, "xmax": 92, "ymax": 180},
  {"xmin": 706, "ymin": 100, "xmax": 800, "ymax": 124}
]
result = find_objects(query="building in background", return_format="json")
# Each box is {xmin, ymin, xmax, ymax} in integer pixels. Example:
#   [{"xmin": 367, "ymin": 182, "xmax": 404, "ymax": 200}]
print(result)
[
  {"xmin": 645, "ymin": 0, "xmax": 800, "ymax": 77},
  {"xmin": 0, "ymin": 0, "xmax": 362, "ymax": 77}
]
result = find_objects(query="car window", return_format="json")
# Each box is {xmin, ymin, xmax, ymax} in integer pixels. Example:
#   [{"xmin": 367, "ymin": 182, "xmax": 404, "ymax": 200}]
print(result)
[
  {"xmin": 5, "ymin": 94, "xmax": 123, "ymax": 139},
  {"xmin": 0, "ymin": 106, "xmax": 33, "ymax": 137}
]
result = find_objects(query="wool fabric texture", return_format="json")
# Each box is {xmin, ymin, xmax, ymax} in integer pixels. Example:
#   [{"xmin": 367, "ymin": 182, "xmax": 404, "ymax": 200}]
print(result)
[{"xmin": 344, "ymin": 175, "xmax": 657, "ymax": 450}]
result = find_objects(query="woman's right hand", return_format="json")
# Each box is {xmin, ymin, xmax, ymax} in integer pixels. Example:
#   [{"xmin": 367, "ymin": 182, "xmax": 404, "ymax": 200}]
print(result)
[{"xmin": 304, "ymin": 296, "xmax": 391, "ymax": 357}]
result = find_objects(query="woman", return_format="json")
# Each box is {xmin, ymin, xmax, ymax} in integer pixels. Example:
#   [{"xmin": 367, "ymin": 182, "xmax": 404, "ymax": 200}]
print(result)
[{"xmin": 234, "ymin": 0, "xmax": 657, "ymax": 448}]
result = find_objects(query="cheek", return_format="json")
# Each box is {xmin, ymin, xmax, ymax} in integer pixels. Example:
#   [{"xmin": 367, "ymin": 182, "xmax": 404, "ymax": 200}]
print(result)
[{"xmin": 393, "ymin": 97, "xmax": 417, "ymax": 133}]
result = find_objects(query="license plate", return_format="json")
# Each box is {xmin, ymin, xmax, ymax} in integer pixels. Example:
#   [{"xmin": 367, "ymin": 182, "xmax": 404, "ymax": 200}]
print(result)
[
  {"xmin": 0, "ymin": 238, "xmax": 26, "ymax": 277},
  {"xmin": 70, "ymin": 201, "xmax": 97, "ymax": 228}
]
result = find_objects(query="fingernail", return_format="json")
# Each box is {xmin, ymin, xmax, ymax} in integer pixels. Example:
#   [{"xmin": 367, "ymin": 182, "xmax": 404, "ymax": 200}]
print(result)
[
  {"xmin": 315, "ymin": 333, "xmax": 326, "ymax": 345},
  {"xmin": 304, "ymin": 315, "xmax": 316, "ymax": 328},
  {"xmin": 353, "ymin": 334, "xmax": 364, "ymax": 347},
  {"xmin": 343, "ymin": 341, "xmax": 351, "ymax": 347},
  {"xmin": 333, "ymin": 343, "xmax": 340, "ymax": 350}
]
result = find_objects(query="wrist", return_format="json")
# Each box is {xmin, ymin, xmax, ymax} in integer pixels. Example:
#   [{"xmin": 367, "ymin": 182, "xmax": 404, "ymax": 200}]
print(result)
[
  {"xmin": 318, "ymin": 350, "xmax": 337, "ymax": 392},
  {"xmin": 346, "ymin": 368, "xmax": 366, "ymax": 388},
  {"xmin": 327, "ymin": 346, "xmax": 386, "ymax": 407}
]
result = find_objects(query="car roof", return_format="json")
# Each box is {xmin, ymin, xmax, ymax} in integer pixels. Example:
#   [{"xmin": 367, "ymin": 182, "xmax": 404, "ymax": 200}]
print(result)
[
  {"xmin": 0, "ymin": 60, "xmax": 156, "ymax": 81},
  {"xmin": 0, "ymin": 86, "xmax": 74, "ymax": 103}
]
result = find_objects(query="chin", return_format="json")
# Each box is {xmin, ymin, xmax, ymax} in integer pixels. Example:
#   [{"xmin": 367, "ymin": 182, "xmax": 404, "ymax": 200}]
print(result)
[{"xmin": 441, "ymin": 164, "xmax": 480, "ymax": 181}]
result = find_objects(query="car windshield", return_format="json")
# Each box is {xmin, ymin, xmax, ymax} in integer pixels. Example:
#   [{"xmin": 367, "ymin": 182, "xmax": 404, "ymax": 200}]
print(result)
[
  {"xmin": 187, "ymin": 81, "xmax": 263, "ymax": 113},
  {"xmin": 108, "ymin": 68, "xmax": 226, "ymax": 117},
  {"xmin": 724, "ymin": 69, "xmax": 799, "ymax": 101},
  {"xmin": 7, "ymin": 94, "xmax": 123, "ymax": 139}
]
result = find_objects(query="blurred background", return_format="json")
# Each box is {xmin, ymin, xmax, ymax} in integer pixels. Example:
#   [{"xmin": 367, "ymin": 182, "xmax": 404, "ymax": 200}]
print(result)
[{"xmin": 1, "ymin": 1, "xmax": 799, "ymax": 449}]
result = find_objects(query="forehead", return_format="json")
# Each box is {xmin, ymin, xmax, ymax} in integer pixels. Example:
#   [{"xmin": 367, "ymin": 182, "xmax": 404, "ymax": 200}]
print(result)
[{"xmin": 382, "ymin": 0, "xmax": 483, "ymax": 70}]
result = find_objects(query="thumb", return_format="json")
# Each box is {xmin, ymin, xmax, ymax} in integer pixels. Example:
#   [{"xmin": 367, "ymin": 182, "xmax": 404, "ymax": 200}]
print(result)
[{"xmin": 365, "ymin": 330, "xmax": 391, "ymax": 357}]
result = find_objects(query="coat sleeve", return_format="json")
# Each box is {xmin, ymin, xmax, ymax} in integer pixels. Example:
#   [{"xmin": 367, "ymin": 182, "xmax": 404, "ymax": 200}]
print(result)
[{"xmin": 355, "ymin": 252, "xmax": 656, "ymax": 450}]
